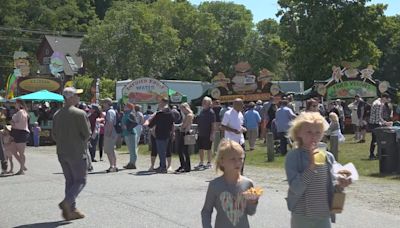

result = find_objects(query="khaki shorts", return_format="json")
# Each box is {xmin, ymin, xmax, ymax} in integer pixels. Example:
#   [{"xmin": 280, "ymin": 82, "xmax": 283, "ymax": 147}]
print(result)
[{"xmin": 104, "ymin": 136, "xmax": 117, "ymax": 154}]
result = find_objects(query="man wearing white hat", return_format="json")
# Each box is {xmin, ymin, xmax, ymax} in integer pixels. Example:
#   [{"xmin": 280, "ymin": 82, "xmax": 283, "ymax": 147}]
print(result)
[{"xmin": 52, "ymin": 87, "xmax": 91, "ymax": 221}]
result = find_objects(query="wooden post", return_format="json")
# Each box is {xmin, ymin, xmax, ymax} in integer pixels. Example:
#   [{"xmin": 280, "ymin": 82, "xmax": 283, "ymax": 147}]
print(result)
[
  {"xmin": 330, "ymin": 135, "xmax": 339, "ymax": 161},
  {"xmin": 213, "ymin": 130, "xmax": 221, "ymax": 154},
  {"xmin": 266, "ymin": 132, "xmax": 274, "ymax": 162}
]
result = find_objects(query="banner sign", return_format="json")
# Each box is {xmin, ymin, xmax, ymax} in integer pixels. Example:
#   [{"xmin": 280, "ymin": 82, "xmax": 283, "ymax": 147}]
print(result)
[
  {"xmin": 122, "ymin": 77, "xmax": 168, "ymax": 104},
  {"xmin": 18, "ymin": 77, "xmax": 62, "ymax": 94},
  {"xmin": 326, "ymin": 80, "xmax": 377, "ymax": 100}
]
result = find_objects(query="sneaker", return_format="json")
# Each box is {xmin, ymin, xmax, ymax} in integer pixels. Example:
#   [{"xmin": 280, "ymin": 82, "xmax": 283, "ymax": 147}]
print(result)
[
  {"xmin": 175, "ymin": 167, "xmax": 183, "ymax": 172},
  {"xmin": 58, "ymin": 200, "xmax": 71, "ymax": 220},
  {"xmin": 148, "ymin": 167, "xmax": 155, "ymax": 172},
  {"xmin": 106, "ymin": 167, "xmax": 118, "ymax": 173},
  {"xmin": 88, "ymin": 166, "xmax": 93, "ymax": 172},
  {"xmin": 205, "ymin": 162, "xmax": 212, "ymax": 169},
  {"xmin": 167, "ymin": 167, "xmax": 174, "ymax": 173},
  {"xmin": 194, "ymin": 163, "xmax": 204, "ymax": 170},
  {"xmin": 66, "ymin": 209, "xmax": 85, "ymax": 221},
  {"xmin": 156, "ymin": 168, "xmax": 167, "ymax": 174},
  {"xmin": 15, "ymin": 170, "xmax": 25, "ymax": 175},
  {"xmin": 123, "ymin": 163, "xmax": 136, "ymax": 169}
]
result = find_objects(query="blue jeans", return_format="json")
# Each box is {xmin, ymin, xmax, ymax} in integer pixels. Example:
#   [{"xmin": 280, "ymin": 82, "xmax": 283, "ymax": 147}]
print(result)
[
  {"xmin": 58, "ymin": 156, "xmax": 88, "ymax": 210},
  {"xmin": 33, "ymin": 134, "xmax": 40, "ymax": 147},
  {"xmin": 89, "ymin": 135, "xmax": 99, "ymax": 161},
  {"xmin": 134, "ymin": 125, "xmax": 142, "ymax": 156},
  {"xmin": 125, "ymin": 134, "xmax": 137, "ymax": 164},
  {"xmin": 278, "ymin": 132, "xmax": 288, "ymax": 155},
  {"xmin": 156, "ymin": 138, "xmax": 169, "ymax": 169}
]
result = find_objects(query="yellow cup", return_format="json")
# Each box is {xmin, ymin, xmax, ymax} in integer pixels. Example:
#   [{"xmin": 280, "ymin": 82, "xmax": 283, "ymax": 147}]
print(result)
[{"xmin": 313, "ymin": 149, "xmax": 327, "ymax": 165}]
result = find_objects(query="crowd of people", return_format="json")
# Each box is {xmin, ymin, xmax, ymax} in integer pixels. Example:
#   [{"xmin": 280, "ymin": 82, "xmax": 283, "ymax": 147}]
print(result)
[{"xmin": 1, "ymin": 86, "xmax": 396, "ymax": 227}]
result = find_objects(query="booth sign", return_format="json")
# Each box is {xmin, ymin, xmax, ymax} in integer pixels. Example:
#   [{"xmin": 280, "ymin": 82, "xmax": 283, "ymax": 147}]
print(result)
[
  {"xmin": 327, "ymin": 80, "xmax": 376, "ymax": 100},
  {"xmin": 18, "ymin": 77, "xmax": 62, "ymax": 94},
  {"xmin": 122, "ymin": 77, "xmax": 168, "ymax": 104}
]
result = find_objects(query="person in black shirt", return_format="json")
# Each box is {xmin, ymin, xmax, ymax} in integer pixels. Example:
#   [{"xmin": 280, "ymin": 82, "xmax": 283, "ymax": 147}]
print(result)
[
  {"xmin": 194, "ymin": 97, "xmax": 216, "ymax": 170},
  {"xmin": 148, "ymin": 98, "xmax": 175, "ymax": 173}
]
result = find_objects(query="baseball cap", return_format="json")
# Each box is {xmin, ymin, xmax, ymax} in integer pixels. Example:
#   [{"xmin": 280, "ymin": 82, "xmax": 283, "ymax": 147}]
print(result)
[
  {"xmin": 63, "ymin": 87, "xmax": 83, "ymax": 99},
  {"xmin": 101, "ymin": 97, "xmax": 113, "ymax": 104}
]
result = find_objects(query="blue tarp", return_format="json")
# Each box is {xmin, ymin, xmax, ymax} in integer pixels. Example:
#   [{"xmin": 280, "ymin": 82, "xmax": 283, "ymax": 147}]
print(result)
[{"xmin": 14, "ymin": 90, "xmax": 64, "ymax": 102}]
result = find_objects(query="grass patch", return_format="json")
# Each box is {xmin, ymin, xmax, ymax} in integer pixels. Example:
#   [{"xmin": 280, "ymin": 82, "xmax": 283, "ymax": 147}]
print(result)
[{"xmin": 117, "ymin": 134, "xmax": 400, "ymax": 180}]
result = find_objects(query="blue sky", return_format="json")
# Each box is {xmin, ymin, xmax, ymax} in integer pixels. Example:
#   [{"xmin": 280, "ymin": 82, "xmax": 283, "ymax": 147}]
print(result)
[{"xmin": 189, "ymin": 0, "xmax": 399, "ymax": 23}]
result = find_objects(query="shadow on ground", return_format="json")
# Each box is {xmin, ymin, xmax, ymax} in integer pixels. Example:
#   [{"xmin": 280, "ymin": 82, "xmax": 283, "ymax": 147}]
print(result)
[
  {"xmin": 369, "ymin": 172, "xmax": 400, "ymax": 180},
  {"xmin": 13, "ymin": 220, "xmax": 71, "ymax": 228}
]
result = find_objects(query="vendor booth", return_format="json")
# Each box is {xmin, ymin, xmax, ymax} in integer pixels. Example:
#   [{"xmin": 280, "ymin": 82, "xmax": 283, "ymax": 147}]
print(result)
[
  {"xmin": 192, "ymin": 62, "xmax": 282, "ymax": 105},
  {"xmin": 14, "ymin": 90, "xmax": 64, "ymax": 145}
]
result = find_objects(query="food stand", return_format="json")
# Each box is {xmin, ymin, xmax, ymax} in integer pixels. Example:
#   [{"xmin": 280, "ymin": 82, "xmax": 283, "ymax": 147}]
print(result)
[
  {"xmin": 192, "ymin": 62, "xmax": 282, "ymax": 105},
  {"xmin": 14, "ymin": 90, "xmax": 64, "ymax": 145}
]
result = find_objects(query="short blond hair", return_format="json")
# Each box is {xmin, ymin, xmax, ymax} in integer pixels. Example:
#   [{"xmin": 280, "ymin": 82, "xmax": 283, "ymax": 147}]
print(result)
[
  {"xmin": 288, "ymin": 112, "xmax": 329, "ymax": 148},
  {"xmin": 329, "ymin": 112, "xmax": 339, "ymax": 122},
  {"xmin": 203, "ymin": 96, "xmax": 212, "ymax": 105},
  {"xmin": 215, "ymin": 139, "xmax": 244, "ymax": 173}
]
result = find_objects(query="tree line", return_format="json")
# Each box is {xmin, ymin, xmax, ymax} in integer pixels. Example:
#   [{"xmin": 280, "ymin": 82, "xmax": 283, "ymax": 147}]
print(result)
[{"xmin": 0, "ymin": 0, "xmax": 399, "ymax": 90}]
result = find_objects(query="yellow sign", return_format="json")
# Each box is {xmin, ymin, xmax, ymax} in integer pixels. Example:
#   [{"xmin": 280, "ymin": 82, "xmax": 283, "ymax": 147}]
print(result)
[{"xmin": 19, "ymin": 78, "xmax": 61, "ymax": 92}]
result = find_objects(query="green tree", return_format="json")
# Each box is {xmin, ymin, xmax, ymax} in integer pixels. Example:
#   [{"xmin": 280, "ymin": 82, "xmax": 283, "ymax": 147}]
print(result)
[
  {"xmin": 80, "ymin": 1, "xmax": 180, "ymax": 80},
  {"xmin": 0, "ymin": 0, "xmax": 96, "ymax": 85},
  {"xmin": 277, "ymin": 0, "xmax": 386, "ymax": 86},
  {"xmin": 375, "ymin": 15, "xmax": 400, "ymax": 87},
  {"xmin": 244, "ymin": 19, "xmax": 289, "ymax": 80},
  {"xmin": 150, "ymin": 0, "xmax": 219, "ymax": 81},
  {"xmin": 198, "ymin": 1, "xmax": 254, "ymax": 75}
]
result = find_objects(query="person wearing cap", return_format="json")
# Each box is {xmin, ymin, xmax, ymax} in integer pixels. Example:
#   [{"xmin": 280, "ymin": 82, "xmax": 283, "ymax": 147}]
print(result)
[
  {"xmin": 101, "ymin": 97, "xmax": 119, "ymax": 172},
  {"xmin": 52, "ymin": 87, "xmax": 91, "ymax": 221}
]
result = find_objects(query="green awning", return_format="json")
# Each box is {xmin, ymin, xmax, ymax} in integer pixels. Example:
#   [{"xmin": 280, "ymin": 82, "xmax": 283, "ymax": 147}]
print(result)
[{"xmin": 168, "ymin": 88, "xmax": 187, "ymax": 103}]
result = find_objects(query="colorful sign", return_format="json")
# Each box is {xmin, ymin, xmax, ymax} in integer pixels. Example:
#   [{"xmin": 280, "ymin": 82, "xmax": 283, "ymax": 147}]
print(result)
[
  {"xmin": 122, "ymin": 77, "xmax": 168, "ymax": 104},
  {"xmin": 209, "ymin": 62, "xmax": 276, "ymax": 102},
  {"xmin": 326, "ymin": 80, "xmax": 377, "ymax": 100},
  {"xmin": 18, "ymin": 77, "xmax": 62, "ymax": 94}
]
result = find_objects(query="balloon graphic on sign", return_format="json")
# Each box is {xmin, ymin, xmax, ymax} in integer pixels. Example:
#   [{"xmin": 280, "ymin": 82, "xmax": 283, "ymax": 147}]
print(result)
[
  {"xmin": 378, "ymin": 81, "xmax": 390, "ymax": 93},
  {"xmin": 50, "ymin": 52, "xmax": 64, "ymax": 77}
]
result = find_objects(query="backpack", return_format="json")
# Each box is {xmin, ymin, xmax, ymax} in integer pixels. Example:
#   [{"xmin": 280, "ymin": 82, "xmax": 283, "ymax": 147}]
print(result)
[{"xmin": 114, "ymin": 112, "xmax": 123, "ymax": 134}]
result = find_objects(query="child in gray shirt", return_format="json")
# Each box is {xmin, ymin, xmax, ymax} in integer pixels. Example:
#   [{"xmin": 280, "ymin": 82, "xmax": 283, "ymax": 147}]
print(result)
[{"xmin": 201, "ymin": 139, "xmax": 260, "ymax": 228}]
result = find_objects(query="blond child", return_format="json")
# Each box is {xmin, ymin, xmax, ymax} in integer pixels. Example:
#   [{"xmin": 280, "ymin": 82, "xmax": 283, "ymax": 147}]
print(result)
[
  {"xmin": 201, "ymin": 139, "xmax": 259, "ymax": 228},
  {"xmin": 285, "ymin": 112, "xmax": 351, "ymax": 228},
  {"xmin": 1, "ymin": 126, "xmax": 18, "ymax": 174},
  {"xmin": 326, "ymin": 112, "xmax": 345, "ymax": 143}
]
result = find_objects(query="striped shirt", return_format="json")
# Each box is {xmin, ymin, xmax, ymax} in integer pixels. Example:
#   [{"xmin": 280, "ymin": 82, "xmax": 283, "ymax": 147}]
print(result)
[{"xmin": 293, "ymin": 164, "xmax": 330, "ymax": 218}]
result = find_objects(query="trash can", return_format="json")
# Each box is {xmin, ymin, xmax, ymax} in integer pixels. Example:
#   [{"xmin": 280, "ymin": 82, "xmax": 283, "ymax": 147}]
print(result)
[{"xmin": 374, "ymin": 127, "xmax": 400, "ymax": 174}]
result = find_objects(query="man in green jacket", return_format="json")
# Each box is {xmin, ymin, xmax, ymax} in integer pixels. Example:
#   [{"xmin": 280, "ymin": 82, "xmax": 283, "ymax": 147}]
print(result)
[{"xmin": 52, "ymin": 87, "xmax": 91, "ymax": 221}]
